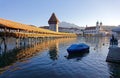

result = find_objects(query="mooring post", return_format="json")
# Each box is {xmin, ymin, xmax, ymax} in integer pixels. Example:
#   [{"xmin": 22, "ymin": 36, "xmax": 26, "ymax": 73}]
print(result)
[
  {"xmin": 30, "ymin": 38, "xmax": 33, "ymax": 47},
  {"xmin": 31, "ymin": 38, "xmax": 33, "ymax": 45},
  {"xmin": 3, "ymin": 37, "xmax": 7, "ymax": 51},
  {"xmin": 27, "ymin": 38, "xmax": 30, "ymax": 47},
  {"xmin": 37, "ymin": 37, "xmax": 39, "ymax": 44},
  {"xmin": 20, "ymin": 37, "xmax": 22, "ymax": 46},
  {"xmin": 3, "ymin": 27, "xmax": 7, "ymax": 50},
  {"xmin": 39, "ymin": 37, "xmax": 42, "ymax": 43},
  {"xmin": 34, "ymin": 38, "xmax": 35, "ymax": 44},
  {"xmin": 16, "ymin": 38, "xmax": 19, "ymax": 48},
  {"xmin": 23, "ymin": 38, "xmax": 26, "ymax": 46},
  {"xmin": 0, "ymin": 38, "xmax": 3, "ymax": 49}
]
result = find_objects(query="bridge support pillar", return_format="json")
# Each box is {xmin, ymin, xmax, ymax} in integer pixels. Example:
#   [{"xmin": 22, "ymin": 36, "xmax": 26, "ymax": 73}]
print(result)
[{"xmin": 16, "ymin": 38, "xmax": 20, "ymax": 48}]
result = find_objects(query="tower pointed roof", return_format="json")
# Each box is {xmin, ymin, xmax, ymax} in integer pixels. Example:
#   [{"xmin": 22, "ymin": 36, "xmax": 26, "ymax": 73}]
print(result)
[
  {"xmin": 48, "ymin": 13, "xmax": 59, "ymax": 24},
  {"xmin": 100, "ymin": 22, "xmax": 102, "ymax": 25},
  {"xmin": 96, "ymin": 21, "xmax": 99, "ymax": 24}
]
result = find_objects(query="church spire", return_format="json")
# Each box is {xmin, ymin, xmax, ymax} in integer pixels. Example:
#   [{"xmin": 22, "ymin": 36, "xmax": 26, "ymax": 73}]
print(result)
[
  {"xmin": 100, "ymin": 22, "xmax": 102, "ymax": 26},
  {"xmin": 96, "ymin": 21, "xmax": 99, "ymax": 26}
]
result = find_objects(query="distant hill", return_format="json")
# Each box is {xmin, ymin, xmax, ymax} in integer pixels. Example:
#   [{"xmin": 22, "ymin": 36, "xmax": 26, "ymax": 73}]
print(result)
[
  {"xmin": 59, "ymin": 22, "xmax": 84, "ymax": 29},
  {"xmin": 102, "ymin": 25, "xmax": 117, "ymax": 31},
  {"xmin": 40, "ymin": 21, "xmax": 85, "ymax": 30},
  {"xmin": 40, "ymin": 21, "xmax": 84, "ymax": 34}
]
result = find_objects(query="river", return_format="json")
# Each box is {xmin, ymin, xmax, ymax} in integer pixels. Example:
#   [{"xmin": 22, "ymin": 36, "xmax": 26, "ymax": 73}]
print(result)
[{"xmin": 0, "ymin": 37, "xmax": 120, "ymax": 78}]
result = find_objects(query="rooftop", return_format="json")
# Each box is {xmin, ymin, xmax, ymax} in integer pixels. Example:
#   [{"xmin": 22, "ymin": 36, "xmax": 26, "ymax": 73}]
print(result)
[
  {"xmin": 85, "ymin": 26, "xmax": 96, "ymax": 30},
  {"xmin": 48, "ymin": 13, "xmax": 59, "ymax": 24}
]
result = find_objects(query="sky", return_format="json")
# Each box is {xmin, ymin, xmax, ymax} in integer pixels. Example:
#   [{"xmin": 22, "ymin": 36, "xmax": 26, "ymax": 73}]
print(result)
[{"xmin": 0, "ymin": 0, "xmax": 120, "ymax": 27}]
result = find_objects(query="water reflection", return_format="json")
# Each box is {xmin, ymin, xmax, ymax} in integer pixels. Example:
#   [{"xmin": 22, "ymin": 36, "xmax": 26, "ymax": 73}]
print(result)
[
  {"xmin": 0, "ymin": 38, "xmax": 77, "ymax": 72},
  {"xmin": 107, "ymin": 47, "xmax": 120, "ymax": 78},
  {"xmin": 49, "ymin": 41, "xmax": 59, "ymax": 60},
  {"xmin": 0, "ymin": 43, "xmax": 45, "ymax": 68},
  {"xmin": 84, "ymin": 37, "xmax": 109, "ymax": 50},
  {"xmin": 108, "ymin": 63, "xmax": 120, "ymax": 78},
  {"xmin": 48, "ymin": 38, "xmax": 77, "ymax": 61},
  {"xmin": 67, "ymin": 52, "xmax": 89, "ymax": 61},
  {"xmin": 1, "ymin": 37, "xmax": 120, "ymax": 78}
]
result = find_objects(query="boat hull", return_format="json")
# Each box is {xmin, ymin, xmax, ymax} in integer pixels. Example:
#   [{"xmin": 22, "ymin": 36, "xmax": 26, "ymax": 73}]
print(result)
[{"xmin": 67, "ymin": 50, "xmax": 89, "ymax": 59}]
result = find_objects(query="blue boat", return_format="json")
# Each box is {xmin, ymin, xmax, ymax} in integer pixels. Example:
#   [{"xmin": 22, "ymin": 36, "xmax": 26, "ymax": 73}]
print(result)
[{"xmin": 67, "ymin": 43, "xmax": 89, "ymax": 54}]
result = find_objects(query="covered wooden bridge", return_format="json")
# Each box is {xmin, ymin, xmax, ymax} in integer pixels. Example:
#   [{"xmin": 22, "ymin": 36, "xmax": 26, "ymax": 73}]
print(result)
[
  {"xmin": 0, "ymin": 18, "xmax": 77, "ymax": 49},
  {"xmin": 0, "ymin": 18, "xmax": 77, "ymax": 38}
]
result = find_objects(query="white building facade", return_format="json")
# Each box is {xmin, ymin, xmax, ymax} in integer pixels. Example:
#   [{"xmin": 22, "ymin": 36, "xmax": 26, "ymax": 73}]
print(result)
[{"xmin": 84, "ymin": 21, "xmax": 107, "ymax": 36}]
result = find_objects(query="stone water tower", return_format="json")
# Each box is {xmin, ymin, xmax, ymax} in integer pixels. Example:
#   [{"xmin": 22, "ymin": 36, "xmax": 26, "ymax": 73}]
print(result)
[{"xmin": 48, "ymin": 13, "xmax": 59, "ymax": 32}]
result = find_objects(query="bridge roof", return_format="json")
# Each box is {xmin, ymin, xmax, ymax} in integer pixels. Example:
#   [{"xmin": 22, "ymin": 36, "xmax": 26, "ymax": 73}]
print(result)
[
  {"xmin": 48, "ymin": 13, "xmax": 59, "ymax": 24},
  {"xmin": 0, "ymin": 18, "xmax": 57, "ymax": 33},
  {"xmin": 0, "ymin": 18, "xmax": 75, "ymax": 35}
]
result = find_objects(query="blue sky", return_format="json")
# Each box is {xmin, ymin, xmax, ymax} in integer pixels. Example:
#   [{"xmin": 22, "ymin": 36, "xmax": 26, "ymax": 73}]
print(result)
[{"xmin": 0, "ymin": 0, "xmax": 120, "ymax": 27}]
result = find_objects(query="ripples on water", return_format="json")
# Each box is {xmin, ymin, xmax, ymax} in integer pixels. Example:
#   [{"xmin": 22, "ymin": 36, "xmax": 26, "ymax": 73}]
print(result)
[{"xmin": 0, "ymin": 37, "xmax": 120, "ymax": 78}]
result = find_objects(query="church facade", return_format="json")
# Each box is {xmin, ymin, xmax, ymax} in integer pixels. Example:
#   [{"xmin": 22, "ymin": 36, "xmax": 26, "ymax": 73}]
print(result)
[{"xmin": 84, "ymin": 21, "xmax": 107, "ymax": 36}]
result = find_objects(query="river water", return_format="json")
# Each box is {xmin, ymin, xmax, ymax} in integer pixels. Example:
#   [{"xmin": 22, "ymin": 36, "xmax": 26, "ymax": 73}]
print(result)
[{"xmin": 0, "ymin": 37, "xmax": 120, "ymax": 78}]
